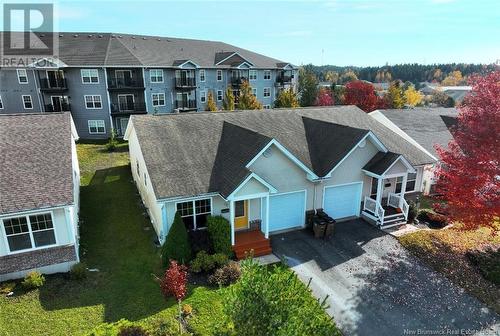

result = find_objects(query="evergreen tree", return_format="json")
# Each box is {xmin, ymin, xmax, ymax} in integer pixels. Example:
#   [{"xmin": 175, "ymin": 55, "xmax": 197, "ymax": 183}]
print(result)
[
  {"xmin": 205, "ymin": 90, "xmax": 217, "ymax": 112},
  {"xmin": 237, "ymin": 80, "xmax": 262, "ymax": 110},
  {"xmin": 274, "ymin": 88, "xmax": 300, "ymax": 108},
  {"xmin": 222, "ymin": 87, "xmax": 235, "ymax": 111},
  {"xmin": 298, "ymin": 67, "xmax": 318, "ymax": 107},
  {"xmin": 161, "ymin": 212, "xmax": 192, "ymax": 266}
]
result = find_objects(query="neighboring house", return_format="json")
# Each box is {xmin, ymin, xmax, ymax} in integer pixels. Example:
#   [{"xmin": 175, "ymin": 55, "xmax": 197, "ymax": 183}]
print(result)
[
  {"xmin": 0, "ymin": 112, "xmax": 80, "ymax": 281},
  {"xmin": 369, "ymin": 107, "xmax": 458, "ymax": 195},
  {"xmin": 0, "ymin": 32, "xmax": 297, "ymax": 139},
  {"xmin": 124, "ymin": 106, "xmax": 434, "ymax": 258},
  {"xmin": 419, "ymin": 83, "xmax": 471, "ymax": 104}
]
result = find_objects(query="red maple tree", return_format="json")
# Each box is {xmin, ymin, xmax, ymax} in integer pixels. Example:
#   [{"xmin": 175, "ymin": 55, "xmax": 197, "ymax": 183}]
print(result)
[
  {"xmin": 434, "ymin": 70, "xmax": 500, "ymax": 231},
  {"xmin": 315, "ymin": 88, "xmax": 334, "ymax": 106},
  {"xmin": 343, "ymin": 80, "xmax": 386, "ymax": 112},
  {"xmin": 160, "ymin": 260, "xmax": 188, "ymax": 301}
]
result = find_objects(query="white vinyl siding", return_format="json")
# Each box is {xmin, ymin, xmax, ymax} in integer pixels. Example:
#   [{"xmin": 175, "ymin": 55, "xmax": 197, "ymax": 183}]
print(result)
[
  {"xmin": 88, "ymin": 120, "xmax": 106, "ymax": 134},
  {"xmin": 81, "ymin": 69, "xmax": 99, "ymax": 84}
]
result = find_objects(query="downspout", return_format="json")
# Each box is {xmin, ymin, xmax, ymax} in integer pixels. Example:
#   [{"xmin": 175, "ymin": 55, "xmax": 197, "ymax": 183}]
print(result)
[
  {"xmin": 102, "ymin": 67, "xmax": 114, "ymax": 135},
  {"xmin": 32, "ymin": 69, "xmax": 44, "ymax": 112}
]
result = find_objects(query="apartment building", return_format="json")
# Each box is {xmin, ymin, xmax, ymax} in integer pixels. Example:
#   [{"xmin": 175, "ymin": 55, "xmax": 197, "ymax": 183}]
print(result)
[{"xmin": 0, "ymin": 32, "xmax": 297, "ymax": 138}]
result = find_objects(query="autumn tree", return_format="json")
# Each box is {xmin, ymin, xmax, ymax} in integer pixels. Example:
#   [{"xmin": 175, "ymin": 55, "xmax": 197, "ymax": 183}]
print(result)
[
  {"xmin": 332, "ymin": 84, "xmax": 345, "ymax": 105},
  {"xmin": 275, "ymin": 88, "xmax": 299, "ymax": 108},
  {"xmin": 441, "ymin": 70, "xmax": 464, "ymax": 86},
  {"xmin": 386, "ymin": 81, "xmax": 405, "ymax": 108},
  {"xmin": 324, "ymin": 71, "xmax": 339, "ymax": 84},
  {"xmin": 298, "ymin": 67, "xmax": 318, "ymax": 106},
  {"xmin": 433, "ymin": 71, "xmax": 500, "ymax": 231},
  {"xmin": 205, "ymin": 90, "xmax": 217, "ymax": 112},
  {"xmin": 340, "ymin": 69, "xmax": 358, "ymax": 84},
  {"xmin": 222, "ymin": 87, "xmax": 235, "ymax": 111},
  {"xmin": 343, "ymin": 80, "xmax": 384, "ymax": 112},
  {"xmin": 315, "ymin": 88, "xmax": 334, "ymax": 106},
  {"xmin": 238, "ymin": 80, "xmax": 262, "ymax": 110},
  {"xmin": 431, "ymin": 90, "xmax": 455, "ymax": 107},
  {"xmin": 404, "ymin": 86, "xmax": 423, "ymax": 107},
  {"xmin": 160, "ymin": 260, "xmax": 188, "ymax": 333}
]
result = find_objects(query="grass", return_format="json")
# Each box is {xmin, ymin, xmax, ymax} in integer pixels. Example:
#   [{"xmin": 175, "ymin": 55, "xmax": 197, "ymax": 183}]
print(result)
[
  {"xmin": 399, "ymin": 223, "xmax": 500, "ymax": 314},
  {"xmin": 0, "ymin": 141, "xmax": 223, "ymax": 336}
]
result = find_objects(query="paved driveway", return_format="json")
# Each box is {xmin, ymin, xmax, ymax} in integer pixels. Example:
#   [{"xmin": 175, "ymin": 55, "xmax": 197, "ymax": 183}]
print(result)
[{"xmin": 271, "ymin": 220, "xmax": 499, "ymax": 336}]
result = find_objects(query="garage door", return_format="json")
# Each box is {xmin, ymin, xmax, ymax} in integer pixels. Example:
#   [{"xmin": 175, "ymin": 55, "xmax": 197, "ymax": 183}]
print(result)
[
  {"xmin": 323, "ymin": 183, "xmax": 362, "ymax": 220},
  {"xmin": 269, "ymin": 191, "xmax": 306, "ymax": 232}
]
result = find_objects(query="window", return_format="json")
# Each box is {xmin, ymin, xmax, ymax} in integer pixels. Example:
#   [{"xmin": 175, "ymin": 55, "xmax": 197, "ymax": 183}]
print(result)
[
  {"xmin": 263, "ymin": 104, "xmax": 271, "ymax": 109},
  {"xmin": 176, "ymin": 198, "xmax": 212, "ymax": 230},
  {"xmin": 152, "ymin": 93, "xmax": 165, "ymax": 106},
  {"xmin": 88, "ymin": 120, "xmax": 106, "ymax": 134},
  {"xmin": 263, "ymin": 70, "xmax": 271, "ymax": 80},
  {"xmin": 0, "ymin": 95, "xmax": 3, "ymax": 109},
  {"xmin": 235, "ymin": 200, "xmax": 245, "ymax": 217},
  {"xmin": 200, "ymin": 90, "xmax": 207, "ymax": 103},
  {"xmin": 249, "ymin": 70, "xmax": 257, "ymax": 81},
  {"xmin": 252, "ymin": 88, "xmax": 257, "ymax": 97},
  {"xmin": 199, "ymin": 69, "xmax": 206, "ymax": 82},
  {"xmin": 217, "ymin": 90, "xmax": 223, "ymax": 102},
  {"xmin": 370, "ymin": 178, "xmax": 378, "ymax": 199},
  {"xmin": 85, "ymin": 95, "xmax": 102, "ymax": 109},
  {"xmin": 263, "ymin": 87, "xmax": 271, "ymax": 97},
  {"xmin": 22, "ymin": 95, "xmax": 33, "ymax": 109},
  {"xmin": 395, "ymin": 173, "xmax": 417, "ymax": 193},
  {"xmin": 150, "ymin": 69, "xmax": 163, "ymax": 83},
  {"xmin": 81, "ymin": 69, "xmax": 99, "ymax": 83},
  {"xmin": 17, "ymin": 69, "xmax": 28, "ymax": 84},
  {"xmin": 217, "ymin": 70, "xmax": 223, "ymax": 81},
  {"xmin": 2, "ymin": 213, "xmax": 56, "ymax": 253}
]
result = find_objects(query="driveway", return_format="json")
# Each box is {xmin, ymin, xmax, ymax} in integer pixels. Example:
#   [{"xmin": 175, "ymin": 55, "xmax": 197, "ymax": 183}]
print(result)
[{"xmin": 271, "ymin": 219, "xmax": 499, "ymax": 336}]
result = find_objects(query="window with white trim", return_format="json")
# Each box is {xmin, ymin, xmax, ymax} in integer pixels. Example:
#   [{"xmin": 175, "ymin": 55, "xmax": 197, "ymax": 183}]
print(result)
[
  {"xmin": 263, "ymin": 104, "xmax": 270, "ymax": 109},
  {"xmin": 263, "ymin": 87, "xmax": 271, "ymax": 97},
  {"xmin": 249, "ymin": 70, "xmax": 257, "ymax": 81},
  {"xmin": 81, "ymin": 69, "xmax": 99, "ymax": 83},
  {"xmin": 217, "ymin": 90, "xmax": 223, "ymax": 102},
  {"xmin": 396, "ymin": 172, "xmax": 417, "ymax": 193},
  {"xmin": 252, "ymin": 88, "xmax": 257, "ymax": 97},
  {"xmin": 2, "ymin": 213, "xmax": 56, "ymax": 252},
  {"xmin": 200, "ymin": 90, "xmax": 207, "ymax": 103},
  {"xmin": 216, "ymin": 70, "xmax": 223, "ymax": 81},
  {"xmin": 199, "ymin": 69, "xmax": 206, "ymax": 82},
  {"xmin": 22, "ymin": 95, "xmax": 33, "ymax": 109},
  {"xmin": 88, "ymin": 120, "xmax": 106, "ymax": 134},
  {"xmin": 152, "ymin": 93, "xmax": 165, "ymax": 106},
  {"xmin": 176, "ymin": 198, "xmax": 212, "ymax": 230},
  {"xmin": 17, "ymin": 69, "xmax": 28, "ymax": 84},
  {"xmin": 370, "ymin": 178, "xmax": 378, "ymax": 199},
  {"xmin": 263, "ymin": 70, "xmax": 271, "ymax": 80},
  {"xmin": 0, "ymin": 95, "xmax": 3, "ymax": 109},
  {"xmin": 85, "ymin": 95, "xmax": 102, "ymax": 109},
  {"xmin": 150, "ymin": 69, "xmax": 164, "ymax": 83}
]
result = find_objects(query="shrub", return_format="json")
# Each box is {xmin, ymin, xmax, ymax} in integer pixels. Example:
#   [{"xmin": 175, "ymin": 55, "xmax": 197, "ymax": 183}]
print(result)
[
  {"xmin": 22, "ymin": 271, "xmax": 45, "ymax": 290},
  {"xmin": 207, "ymin": 216, "xmax": 232, "ymax": 257},
  {"xmin": 188, "ymin": 229, "xmax": 212, "ymax": 254},
  {"xmin": 208, "ymin": 261, "xmax": 241, "ymax": 286},
  {"xmin": 160, "ymin": 260, "xmax": 188, "ymax": 302},
  {"xmin": 407, "ymin": 201, "xmax": 417, "ymax": 223},
  {"xmin": 0, "ymin": 282, "xmax": 16, "ymax": 294},
  {"xmin": 190, "ymin": 251, "xmax": 229, "ymax": 273},
  {"xmin": 466, "ymin": 247, "xmax": 500, "ymax": 285},
  {"xmin": 70, "ymin": 262, "xmax": 88, "ymax": 280},
  {"xmin": 88, "ymin": 319, "xmax": 142, "ymax": 336},
  {"xmin": 118, "ymin": 325, "xmax": 149, "ymax": 336},
  {"xmin": 417, "ymin": 210, "xmax": 447, "ymax": 228},
  {"xmin": 181, "ymin": 303, "xmax": 193, "ymax": 317},
  {"xmin": 162, "ymin": 212, "xmax": 192, "ymax": 266},
  {"xmin": 224, "ymin": 260, "xmax": 339, "ymax": 336},
  {"xmin": 106, "ymin": 130, "xmax": 118, "ymax": 152}
]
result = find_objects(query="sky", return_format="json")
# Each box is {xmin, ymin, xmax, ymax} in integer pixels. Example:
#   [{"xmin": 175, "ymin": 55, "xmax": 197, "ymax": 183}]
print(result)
[{"xmin": 6, "ymin": 0, "xmax": 500, "ymax": 66}]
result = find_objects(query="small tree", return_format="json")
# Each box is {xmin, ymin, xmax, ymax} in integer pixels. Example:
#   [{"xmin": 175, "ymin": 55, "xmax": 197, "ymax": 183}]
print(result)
[
  {"xmin": 404, "ymin": 86, "xmax": 423, "ymax": 107},
  {"xmin": 274, "ymin": 88, "xmax": 299, "ymax": 108},
  {"xmin": 298, "ymin": 67, "xmax": 318, "ymax": 106},
  {"xmin": 344, "ymin": 80, "xmax": 383, "ymax": 112},
  {"xmin": 207, "ymin": 216, "xmax": 232, "ymax": 257},
  {"xmin": 387, "ymin": 81, "xmax": 405, "ymax": 108},
  {"xmin": 161, "ymin": 212, "xmax": 192, "ymax": 266},
  {"xmin": 160, "ymin": 260, "xmax": 188, "ymax": 334},
  {"xmin": 432, "ymin": 90, "xmax": 455, "ymax": 107},
  {"xmin": 222, "ymin": 87, "xmax": 235, "ymax": 111},
  {"xmin": 205, "ymin": 90, "xmax": 217, "ymax": 112},
  {"xmin": 331, "ymin": 84, "xmax": 345, "ymax": 105},
  {"xmin": 315, "ymin": 88, "xmax": 334, "ymax": 106},
  {"xmin": 238, "ymin": 80, "xmax": 262, "ymax": 110}
]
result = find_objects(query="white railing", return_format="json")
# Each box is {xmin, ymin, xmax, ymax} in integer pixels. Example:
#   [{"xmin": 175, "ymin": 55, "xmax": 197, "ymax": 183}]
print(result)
[
  {"xmin": 377, "ymin": 205, "xmax": 385, "ymax": 227},
  {"xmin": 401, "ymin": 198, "xmax": 409, "ymax": 219},
  {"xmin": 363, "ymin": 196, "xmax": 377, "ymax": 213},
  {"xmin": 387, "ymin": 193, "xmax": 400, "ymax": 208}
]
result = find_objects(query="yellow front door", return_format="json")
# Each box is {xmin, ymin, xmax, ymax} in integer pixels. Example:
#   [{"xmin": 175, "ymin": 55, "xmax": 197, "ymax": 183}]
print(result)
[{"xmin": 234, "ymin": 200, "xmax": 248, "ymax": 230}]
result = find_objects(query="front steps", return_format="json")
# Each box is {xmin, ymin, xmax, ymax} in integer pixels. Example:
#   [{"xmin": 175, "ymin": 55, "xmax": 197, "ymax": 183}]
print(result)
[{"xmin": 233, "ymin": 230, "xmax": 272, "ymax": 260}]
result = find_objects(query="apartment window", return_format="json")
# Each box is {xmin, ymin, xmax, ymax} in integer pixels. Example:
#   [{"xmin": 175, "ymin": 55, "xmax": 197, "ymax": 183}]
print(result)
[
  {"xmin": 22, "ymin": 95, "xmax": 33, "ymax": 109},
  {"xmin": 216, "ymin": 70, "xmax": 223, "ymax": 81},
  {"xmin": 150, "ymin": 69, "xmax": 164, "ymax": 83},
  {"xmin": 217, "ymin": 90, "xmax": 223, "ymax": 102},
  {"xmin": 263, "ymin": 87, "xmax": 271, "ymax": 97},
  {"xmin": 199, "ymin": 69, "xmax": 206, "ymax": 82},
  {"xmin": 263, "ymin": 70, "xmax": 271, "ymax": 80},
  {"xmin": 176, "ymin": 198, "xmax": 212, "ymax": 230},
  {"xmin": 152, "ymin": 93, "xmax": 165, "ymax": 106},
  {"xmin": 200, "ymin": 90, "xmax": 207, "ymax": 103},
  {"xmin": 2, "ymin": 213, "xmax": 56, "ymax": 253},
  {"xmin": 17, "ymin": 69, "xmax": 28, "ymax": 84},
  {"xmin": 249, "ymin": 70, "xmax": 257, "ymax": 81},
  {"xmin": 81, "ymin": 69, "xmax": 99, "ymax": 84},
  {"xmin": 85, "ymin": 95, "xmax": 102, "ymax": 109},
  {"xmin": 395, "ymin": 173, "xmax": 418, "ymax": 193},
  {"xmin": 263, "ymin": 104, "xmax": 271, "ymax": 109},
  {"xmin": 0, "ymin": 95, "xmax": 3, "ymax": 109},
  {"xmin": 252, "ymin": 88, "xmax": 257, "ymax": 97},
  {"xmin": 88, "ymin": 120, "xmax": 106, "ymax": 134}
]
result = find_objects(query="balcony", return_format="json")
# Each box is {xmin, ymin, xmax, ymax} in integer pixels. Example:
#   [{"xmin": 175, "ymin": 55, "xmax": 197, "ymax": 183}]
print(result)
[
  {"xmin": 107, "ymin": 78, "xmax": 145, "ymax": 90},
  {"xmin": 110, "ymin": 101, "xmax": 147, "ymax": 115},
  {"xmin": 45, "ymin": 102, "xmax": 70, "ymax": 112},
  {"xmin": 174, "ymin": 77, "xmax": 196, "ymax": 89},
  {"xmin": 175, "ymin": 99, "xmax": 197, "ymax": 111},
  {"xmin": 231, "ymin": 76, "xmax": 249, "ymax": 87},
  {"xmin": 275, "ymin": 74, "xmax": 293, "ymax": 86},
  {"xmin": 40, "ymin": 78, "xmax": 68, "ymax": 91}
]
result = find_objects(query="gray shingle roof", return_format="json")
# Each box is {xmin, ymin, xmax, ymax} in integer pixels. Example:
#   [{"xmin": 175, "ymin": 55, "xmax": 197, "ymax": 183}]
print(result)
[
  {"xmin": 363, "ymin": 151, "xmax": 401, "ymax": 175},
  {"xmin": 131, "ymin": 106, "xmax": 435, "ymax": 200},
  {"xmin": 0, "ymin": 32, "xmax": 291, "ymax": 68},
  {"xmin": 0, "ymin": 113, "xmax": 74, "ymax": 215},
  {"xmin": 377, "ymin": 107, "xmax": 458, "ymax": 157}
]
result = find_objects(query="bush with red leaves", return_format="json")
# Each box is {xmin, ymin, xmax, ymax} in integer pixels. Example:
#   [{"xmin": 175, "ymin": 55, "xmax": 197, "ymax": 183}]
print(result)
[{"xmin": 160, "ymin": 260, "xmax": 188, "ymax": 302}]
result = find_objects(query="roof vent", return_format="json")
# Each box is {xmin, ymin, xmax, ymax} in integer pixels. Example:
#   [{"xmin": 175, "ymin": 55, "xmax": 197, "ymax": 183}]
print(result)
[
  {"xmin": 166, "ymin": 39, "xmax": 171, "ymax": 42},
  {"xmin": 40, "ymin": 34, "xmax": 45, "ymax": 37},
  {"xmin": 88, "ymin": 34, "xmax": 93, "ymax": 38},
  {"xmin": 131, "ymin": 36, "xmax": 135, "ymax": 39},
  {"xmin": 118, "ymin": 35, "xmax": 122, "ymax": 38},
  {"xmin": 142, "ymin": 37, "xmax": 147, "ymax": 40},
  {"xmin": 73, "ymin": 34, "xmax": 79, "ymax": 37},
  {"xmin": 157, "ymin": 38, "xmax": 161, "ymax": 41},
  {"xmin": 59, "ymin": 34, "xmax": 64, "ymax": 37},
  {"xmin": 98, "ymin": 34, "xmax": 103, "ymax": 38}
]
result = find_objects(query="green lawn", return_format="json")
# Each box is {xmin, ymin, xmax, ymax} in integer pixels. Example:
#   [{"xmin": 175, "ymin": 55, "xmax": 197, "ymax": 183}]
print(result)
[{"xmin": 0, "ymin": 142, "xmax": 223, "ymax": 336}]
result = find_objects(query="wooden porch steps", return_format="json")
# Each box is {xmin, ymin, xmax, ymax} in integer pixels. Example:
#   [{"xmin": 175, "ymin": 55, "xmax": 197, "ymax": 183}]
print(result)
[{"xmin": 233, "ymin": 230, "xmax": 272, "ymax": 260}]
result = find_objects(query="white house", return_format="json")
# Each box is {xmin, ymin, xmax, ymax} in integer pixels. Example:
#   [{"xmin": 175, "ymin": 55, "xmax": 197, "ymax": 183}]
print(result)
[
  {"xmin": 0, "ymin": 112, "xmax": 80, "ymax": 281},
  {"xmin": 125, "ymin": 106, "xmax": 435, "ymax": 258}
]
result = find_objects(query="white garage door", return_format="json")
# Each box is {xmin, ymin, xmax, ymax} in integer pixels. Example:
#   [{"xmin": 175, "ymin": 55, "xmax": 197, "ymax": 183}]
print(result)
[
  {"xmin": 323, "ymin": 183, "xmax": 362, "ymax": 220},
  {"xmin": 269, "ymin": 191, "xmax": 306, "ymax": 233}
]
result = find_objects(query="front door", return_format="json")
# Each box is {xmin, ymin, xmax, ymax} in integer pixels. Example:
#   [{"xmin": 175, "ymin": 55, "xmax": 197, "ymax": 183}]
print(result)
[
  {"xmin": 47, "ymin": 70, "xmax": 64, "ymax": 87},
  {"xmin": 234, "ymin": 200, "xmax": 248, "ymax": 230},
  {"xmin": 118, "ymin": 94, "xmax": 135, "ymax": 111},
  {"xmin": 119, "ymin": 118, "xmax": 129, "ymax": 136}
]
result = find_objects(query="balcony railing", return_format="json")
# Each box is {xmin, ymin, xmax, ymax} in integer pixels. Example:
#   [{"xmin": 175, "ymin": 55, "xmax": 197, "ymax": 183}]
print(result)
[
  {"xmin": 175, "ymin": 99, "xmax": 197, "ymax": 110},
  {"xmin": 231, "ymin": 76, "xmax": 248, "ymax": 87},
  {"xmin": 107, "ymin": 78, "xmax": 144, "ymax": 89},
  {"xmin": 275, "ymin": 75, "xmax": 292, "ymax": 86},
  {"xmin": 174, "ymin": 77, "xmax": 196, "ymax": 88},
  {"xmin": 40, "ymin": 78, "xmax": 68, "ymax": 90},
  {"xmin": 45, "ymin": 103, "xmax": 70, "ymax": 112},
  {"xmin": 110, "ymin": 101, "xmax": 147, "ymax": 114}
]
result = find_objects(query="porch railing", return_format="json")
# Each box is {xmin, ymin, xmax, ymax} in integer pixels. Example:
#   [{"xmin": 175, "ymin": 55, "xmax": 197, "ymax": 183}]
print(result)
[
  {"xmin": 363, "ymin": 196, "xmax": 385, "ymax": 227},
  {"xmin": 387, "ymin": 192, "xmax": 410, "ymax": 220},
  {"xmin": 387, "ymin": 193, "xmax": 400, "ymax": 208}
]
